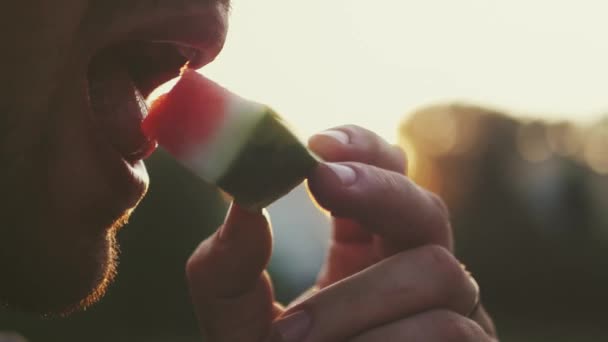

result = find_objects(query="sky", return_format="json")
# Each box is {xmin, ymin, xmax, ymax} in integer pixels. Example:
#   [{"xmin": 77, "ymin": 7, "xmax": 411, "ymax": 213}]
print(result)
[{"xmin": 196, "ymin": 0, "xmax": 608, "ymax": 142}]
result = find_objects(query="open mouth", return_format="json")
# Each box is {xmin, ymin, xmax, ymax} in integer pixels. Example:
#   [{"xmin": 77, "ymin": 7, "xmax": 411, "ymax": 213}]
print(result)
[{"xmin": 87, "ymin": 41, "xmax": 205, "ymax": 163}]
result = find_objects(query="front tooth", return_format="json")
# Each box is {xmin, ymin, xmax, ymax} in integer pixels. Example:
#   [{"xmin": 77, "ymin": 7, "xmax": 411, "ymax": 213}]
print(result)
[{"xmin": 177, "ymin": 45, "xmax": 200, "ymax": 63}]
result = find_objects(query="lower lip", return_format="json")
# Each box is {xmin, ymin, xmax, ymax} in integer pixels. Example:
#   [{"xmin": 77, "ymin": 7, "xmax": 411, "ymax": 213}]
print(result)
[
  {"xmin": 88, "ymin": 54, "xmax": 157, "ymax": 163},
  {"xmin": 84, "ymin": 64, "xmax": 153, "ymax": 217}
]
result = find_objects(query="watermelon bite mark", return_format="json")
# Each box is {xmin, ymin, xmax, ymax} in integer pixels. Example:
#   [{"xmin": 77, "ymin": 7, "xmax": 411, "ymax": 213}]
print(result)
[
  {"xmin": 142, "ymin": 69, "xmax": 228, "ymax": 158},
  {"xmin": 141, "ymin": 69, "xmax": 320, "ymax": 210}
]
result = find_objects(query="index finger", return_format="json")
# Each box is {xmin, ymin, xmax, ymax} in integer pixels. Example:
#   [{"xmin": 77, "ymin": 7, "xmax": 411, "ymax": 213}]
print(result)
[
  {"xmin": 308, "ymin": 161, "xmax": 453, "ymax": 251},
  {"xmin": 308, "ymin": 125, "xmax": 407, "ymax": 174},
  {"xmin": 186, "ymin": 204, "xmax": 279, "ymax": 341},
  {"xmin": 308, "ymin": 125, "xmax": 409, "ymax": 247}
]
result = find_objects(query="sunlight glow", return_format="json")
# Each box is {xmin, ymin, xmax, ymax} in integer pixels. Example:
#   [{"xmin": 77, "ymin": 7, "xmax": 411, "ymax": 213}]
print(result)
[
  {"xmin": 192, "ymin": 0, "xmax": 608, "ymax": 142},
  {"xmin": 584, "ymin": 126, "xmax": 608, "ymax": 174}
]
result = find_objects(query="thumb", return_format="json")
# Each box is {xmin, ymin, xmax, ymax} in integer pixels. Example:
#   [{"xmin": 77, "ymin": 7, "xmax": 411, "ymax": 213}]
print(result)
[{"xmin": 186, "ymin": 203, "xmax": 281, "ymax": 342}]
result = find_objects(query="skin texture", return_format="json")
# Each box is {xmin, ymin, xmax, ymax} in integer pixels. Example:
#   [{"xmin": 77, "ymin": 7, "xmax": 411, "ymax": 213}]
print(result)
[
  {"xmin": 186, "ymin": 125, "xmax": 498, "ymax": 341},
  {"xmin": 0, "ymin": 0, "xmax": 228, "ymax": 314},
  {"xmin": 0, "ymin": 0, "xmax": 497, "ymax": 340}
]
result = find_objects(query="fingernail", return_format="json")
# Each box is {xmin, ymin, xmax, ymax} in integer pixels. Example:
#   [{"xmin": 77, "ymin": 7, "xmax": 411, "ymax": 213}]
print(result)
[
  {"xmin": 218, "ymin": 202, "xmax": 264, "ymax": 241},
  {"xmin": 313, "ymin": 129, "xmax": 350, "ymax": 145},
  {"xmin": 273, "ymin": 311, "xmax": 312, "ymax": 342},
  {"xmin": 326, "ymin": 163, "xmax": 357, "ymax": 186}
]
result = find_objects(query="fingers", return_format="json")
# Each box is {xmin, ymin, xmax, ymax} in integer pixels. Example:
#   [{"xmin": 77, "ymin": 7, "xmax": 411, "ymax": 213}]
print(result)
[
  {"xmin": 308, "ymin": 161, "xmax": 452, "ymax": 250},
  {"xmin": 315, "ymin": 225, "xmax": 379, "ymax": 288},
  {"xmin": 351, "ymin": 310, "xmax": 494, "ymax": 342},
  {"xmin": 308, "ymin": 125, "xmax": 407, "ymax": 174},
  {"xmin": 273, "ymin": 245, "xmax": 479, "ymax": 341},
  {"xmin": 186, "ymin": 203, "xmax": 279, "ymax": 342},
  {"xmin": 470, "ymin": 304, "xmax": 498, "ymax": 337}
]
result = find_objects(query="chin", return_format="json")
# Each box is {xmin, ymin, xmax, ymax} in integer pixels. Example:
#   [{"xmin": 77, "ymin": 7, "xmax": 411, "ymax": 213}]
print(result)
[
  {"xmin": 0, "ymin": 133, "xmax": 141, "ymax": 315},
  {"xmin": 0, "ymin": 140, "xmax": 145, "ymax": 316},
  {"xmin": 0, "ymin": 210, "xmax": 129, "ymax": 316}
]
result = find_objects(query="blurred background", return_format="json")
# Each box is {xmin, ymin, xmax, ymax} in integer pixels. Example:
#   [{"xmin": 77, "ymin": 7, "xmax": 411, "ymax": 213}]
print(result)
[{"xmin": 3, "ymin": 0, "xmax": 608, "ymax": 341}]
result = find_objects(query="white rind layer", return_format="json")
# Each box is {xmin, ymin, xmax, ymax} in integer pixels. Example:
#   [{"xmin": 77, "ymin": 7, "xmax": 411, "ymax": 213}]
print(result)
[{"xmin": 180, "ymin": 94, "xmax": 267, "ymax": 183}]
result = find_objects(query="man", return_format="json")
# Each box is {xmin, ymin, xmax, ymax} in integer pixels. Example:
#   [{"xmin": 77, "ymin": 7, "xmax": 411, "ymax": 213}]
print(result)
[{"xmin": 0, "ymin": 0, "xmax": 496, "ymax": 340}]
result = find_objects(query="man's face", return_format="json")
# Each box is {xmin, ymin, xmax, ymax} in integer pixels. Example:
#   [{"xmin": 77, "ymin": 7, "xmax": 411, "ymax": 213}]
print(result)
[{"xmin": 0, "ymin": 0, "xmax": 228, "ymax": 314}]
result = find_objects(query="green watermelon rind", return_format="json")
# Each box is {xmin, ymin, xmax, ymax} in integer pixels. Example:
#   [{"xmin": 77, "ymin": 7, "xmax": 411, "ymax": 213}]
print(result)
[{"xmin": 216, "ymin": 108, "xmax": 321, "ymax": 211}]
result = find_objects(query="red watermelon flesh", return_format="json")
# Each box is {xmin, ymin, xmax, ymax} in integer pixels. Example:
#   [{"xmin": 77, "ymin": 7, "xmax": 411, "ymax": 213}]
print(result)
[{"xmin": 142, "ymin": 69, "xmax": 229, "ymax": 158}]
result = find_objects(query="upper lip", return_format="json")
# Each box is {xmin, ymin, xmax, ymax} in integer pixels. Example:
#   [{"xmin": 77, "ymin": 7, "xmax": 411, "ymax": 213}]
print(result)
[
  {"xmin": 126, "ymin": 9, "xmax": 229, "ymax": 70},
  {"xmin": 90, "ymin": 2, "xmax": 230, "ymax": 93},
  {"xmin": 86, "ymin": 2, "xmax": 229, "ymax": 162}
]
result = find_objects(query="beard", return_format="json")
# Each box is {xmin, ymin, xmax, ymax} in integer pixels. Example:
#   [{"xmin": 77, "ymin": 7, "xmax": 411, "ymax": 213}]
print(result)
[
  {"xmin": 0, "ymin": 87, "xmax": 147, "ymax": 315},
  {"xmin": 0, "ymin": 67, "xmax": 148, "ymax": 316},
  {"xmin": 0, "ymin": 209, "xmax": 127, "ymax": 316},
  {"xmin": 0, "ymin": 147, "xmax": 129, "ymax": 316},
  {"xmin": 0, "ymin": 205, "xmax": 127, "ymax": 316}
]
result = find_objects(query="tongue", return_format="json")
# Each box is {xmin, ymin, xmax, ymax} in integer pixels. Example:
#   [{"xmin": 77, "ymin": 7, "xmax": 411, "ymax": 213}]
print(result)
[{"xmin": 88, "ymin": 56, "xmax": 157, "ymax": 161}]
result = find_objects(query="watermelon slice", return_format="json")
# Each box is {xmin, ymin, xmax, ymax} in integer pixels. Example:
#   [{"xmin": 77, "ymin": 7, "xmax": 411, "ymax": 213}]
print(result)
[{"xmin": 142, "ymin": 69, "xmax": 320, "ymax": 210}]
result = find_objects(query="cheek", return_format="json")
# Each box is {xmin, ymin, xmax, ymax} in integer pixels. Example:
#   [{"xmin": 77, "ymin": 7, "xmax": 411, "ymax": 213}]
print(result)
[
  {"xmin": 0, "ymin": 119, "xmax": 122, "ymax": 314},
  {"xmin": 0, "ymin": 140, "xmax": 126, "ymax": 315},
  {"xmin": 45, "ymin": 82, "xmax": 148, "ymax": 231},
  {"xmin": 0, "ymin": 75, "xmax": 133, "ymax": 315},
  {"xmin": 0, "ymin": 1, "xmax": 88, "ymax": 137}
]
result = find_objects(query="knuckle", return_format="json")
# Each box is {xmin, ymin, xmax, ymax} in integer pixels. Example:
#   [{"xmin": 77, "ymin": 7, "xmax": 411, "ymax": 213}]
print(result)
[
  {"xmin": 433, "ymin": 311, "xmax": 485, "ymax": 341},
  {"xmin": 185, "ymin": 239, "xmax": 213, "ymax": 282},
  {"xmin": 422, "ymin": 190, "xmax": 453, "ymax": 246},
  {"xmin": 384, "ymin": 252, "xmax": 417, "ymax": 291},
  {"xmin": 374, "ymin": 169, "xmax": 403, "ymax": 192},
  {"xmin": 419, "ymin": 245, "xmax": 459, "ymax": 276},
  {"xmin": 391, "ymin": 144, "xmax": 408, "ymax": 171},
  {"xmin": 355, "ymin": 165, "xmax": 402, "ymax": 198},
  {"xmin": 367, "ymin": 135, "xmax": 383, "ymax": 163},
  {"xmin": 428, "ymin": 191, "xmax": 450, "ymax": 219},
  {"xmin": 185, "ymin": 253, "xmax": 200, "ymax": 281},
  {"xmin": 345, "ymin": 125, "xmax": 383, "ymax": 159},
  {"xmin": 418, "ymin": 245, "xmax": 473, "ymax": 305}
]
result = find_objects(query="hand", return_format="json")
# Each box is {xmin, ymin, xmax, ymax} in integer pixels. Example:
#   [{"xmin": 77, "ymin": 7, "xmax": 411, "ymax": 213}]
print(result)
[{"xmin": 185, "ymin": 125, "xmax": 497, "ymax": 341}]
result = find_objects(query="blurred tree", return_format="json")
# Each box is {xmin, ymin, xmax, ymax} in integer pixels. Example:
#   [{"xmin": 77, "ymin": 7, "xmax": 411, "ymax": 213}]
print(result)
[{"xmin": 400, "ymin": 104, "xmax": 608, "ymax": 333}]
